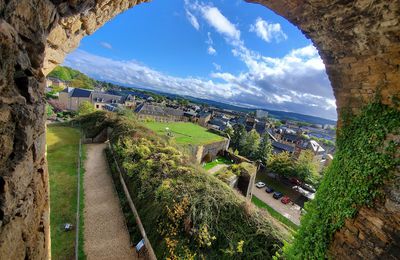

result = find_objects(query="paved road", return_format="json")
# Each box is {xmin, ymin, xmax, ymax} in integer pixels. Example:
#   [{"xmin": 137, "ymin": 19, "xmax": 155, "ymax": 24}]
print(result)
[
  {"xmin": 252, "ymin": 184, "xmax": 301, "ymax": 226},
  {"xmin": 84, "ymin": 143, "xmax": 136, "ymax": 260}
]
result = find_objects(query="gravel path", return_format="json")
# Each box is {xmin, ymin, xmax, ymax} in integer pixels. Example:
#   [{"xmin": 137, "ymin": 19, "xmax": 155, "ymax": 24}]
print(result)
[
  {"xmin": 252, "ymin": 184, "xmax": 301, "ymax": 225},
  {"xmin": 84, "ymin": 143, "xmax": 136, "ymax": 260},
  {"xmin": 207, "ymin": 164, "xmax": 227, "ymax": 174}
]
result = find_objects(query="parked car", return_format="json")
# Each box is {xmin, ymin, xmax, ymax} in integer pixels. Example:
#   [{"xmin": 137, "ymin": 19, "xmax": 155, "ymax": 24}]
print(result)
[
  {"xmin": 281, "ymin": 196, "xmax": 291, "ymax": 204},
  {"xmin": 255, "ymin": 182, "xmax": 266, "ymax": 188},
  {"xmin": 273, "ymin": 191, "xmax": 283, "ymax": 199},
  {"xmin": 302, "ymin": 183, "xmax": 316, "ymax": 193},
  {"xmin": 265, "ymin": 186, "xmax": 274, "ymax": 193},
  {"xmin": 290, "ymin": 177, "xmax": 301, "ymax": 185}
]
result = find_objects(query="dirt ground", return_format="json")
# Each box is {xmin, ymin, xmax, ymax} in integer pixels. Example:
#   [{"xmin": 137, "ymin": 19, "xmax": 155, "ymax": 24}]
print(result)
[{"xmin": 84, "ymin": 143, "xmax": 136, "ymax": 260}]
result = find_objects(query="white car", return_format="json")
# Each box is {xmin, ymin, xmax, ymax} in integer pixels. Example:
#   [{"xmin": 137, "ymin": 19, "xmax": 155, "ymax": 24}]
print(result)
[{"xmin": 255, "ymin": 182, "xmax": 266, "ymax": 188}]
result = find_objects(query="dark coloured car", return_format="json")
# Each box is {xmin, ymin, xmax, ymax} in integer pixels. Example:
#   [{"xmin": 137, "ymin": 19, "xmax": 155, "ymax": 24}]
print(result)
[
  {"xmin": 273, "ymin": 191, "xmax": 283, "ymax": 199},
  {"xmin": 265, "ymin": 186, "xmax": 274, "ymax": 193},
  {"xmin": 290, "ymin": 177, "xmax": 301, "ymax": 185},
  {"xmin": 302, "ymin": 183, "xmax": 316, "ymax": 193}
]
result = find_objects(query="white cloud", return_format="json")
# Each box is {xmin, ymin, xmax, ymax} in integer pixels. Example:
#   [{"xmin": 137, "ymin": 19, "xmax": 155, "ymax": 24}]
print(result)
[
  {"xmin": 207, "ymin": 46, "xmax": 217, "ymax": 55},
  {"xmin": 250, "ymin": 18, "xmax": 287, "ymax": 43},
  {"xmin": 212, "ymin": 62, "xmax": 222, "ymax": 71},
  {"xmin": 185, "ymin": 10, "xmax": 199, "ymax": 30},
  {"xmin": 206, "ymin": 32, "xmax": 217, "ymax": 55},
  {"xmin": 66, "ymin": 3, "xmax": 336, "ymax": 120},
  {"xmin": 200, "ymin": 6, "xmax": 240, "ymax": 40},
  {"xmin": 186, "ymin": 2, "xmax": 240, "ymax": 41},
  {"xmin": 100, "ymin": 42, "xmax": 112, "ymax": 49}
]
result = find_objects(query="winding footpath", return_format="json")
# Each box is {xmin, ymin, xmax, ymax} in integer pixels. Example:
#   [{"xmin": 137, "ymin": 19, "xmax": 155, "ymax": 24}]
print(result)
[{"xmin": 84, "ymin": 143, "xmax": 136, "ymax": 259}]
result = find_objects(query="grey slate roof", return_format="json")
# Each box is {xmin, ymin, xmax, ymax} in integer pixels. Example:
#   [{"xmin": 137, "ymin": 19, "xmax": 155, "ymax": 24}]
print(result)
[
  {"xmin": 92, "ymin": 92, "xmax": 124, "ymax": 104},
  {"xmin": 70, "ymin": 88, "xmax": 92, "ymax": 98},
  {"xmin": 272, "ymin": 141, "xmax": 295, "ymax": 153}
]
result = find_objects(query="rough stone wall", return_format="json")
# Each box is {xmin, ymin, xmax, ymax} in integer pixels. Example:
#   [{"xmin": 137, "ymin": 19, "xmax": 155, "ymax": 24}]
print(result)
[
  {"xmin": 197, "ymin": 139, "xmax": 230, "ymax": 163},
  {"xmin": 248, "ymin": 0, "xmax": 400, "ymax": 117},
  {"xmin": 0, "ymin": 0, "xmax": 399, "ymax": 259},
  {"xmin": 0, "ymin": 0, "xmax": 150, "ymax": 258},
  {"xmin": 248, "ymin": 0, "xmax": 400, "ymax": 258}
]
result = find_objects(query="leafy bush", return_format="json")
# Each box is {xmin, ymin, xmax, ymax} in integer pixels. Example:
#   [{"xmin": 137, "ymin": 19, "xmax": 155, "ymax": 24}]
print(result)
[
  {"xmin": 284, "ymin": 102, "xmax": 400, "ymax": 259},
  {"xmin": 80, "ymin": 112, "xmax": 284, "ymax": 259},
  {"xmin": 78, "ymin": 101, "xmax": 95, "ymax": 116}
]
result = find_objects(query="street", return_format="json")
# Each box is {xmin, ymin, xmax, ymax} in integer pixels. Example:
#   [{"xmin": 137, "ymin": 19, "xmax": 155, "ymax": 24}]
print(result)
[{"xmin": 252, "ymin": 184, "xmax": 301, "ymax": 226}]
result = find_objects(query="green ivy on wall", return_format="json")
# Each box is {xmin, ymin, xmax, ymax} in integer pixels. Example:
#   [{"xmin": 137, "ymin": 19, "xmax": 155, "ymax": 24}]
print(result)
[{"xmin": 284, "ymin": 102, "xmax": 400, "ymax": 259}]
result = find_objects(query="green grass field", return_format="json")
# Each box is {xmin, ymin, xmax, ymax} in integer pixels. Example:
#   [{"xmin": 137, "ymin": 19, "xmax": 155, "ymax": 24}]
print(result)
[
  {"xmin": 47, "ymin": 125, "xmax": 85, "ymax": 259},
  {"xmin": 143, "ymin": 121, "xmax": 224, "ymax": 145}
]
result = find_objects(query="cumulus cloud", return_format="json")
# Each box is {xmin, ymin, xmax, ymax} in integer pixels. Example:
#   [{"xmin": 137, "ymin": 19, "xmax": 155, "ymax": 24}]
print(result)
[
  {"xmin": 65, "ymin": 2, "xmax": 336, "ymax": 120},
  {"xmin": 185, "ymin": 1, "xmax": 240, "ymax": 41},
  {"xmin": 65, "ymin": 48, "xmax": 336, "ymax": 119},
  {"xmin": 249, "ymin": 18, "xmax": 287, "ymax": 43},
  {"xmin": 100, "ymin": 41, "xmax": 112, "ymax": 49}
]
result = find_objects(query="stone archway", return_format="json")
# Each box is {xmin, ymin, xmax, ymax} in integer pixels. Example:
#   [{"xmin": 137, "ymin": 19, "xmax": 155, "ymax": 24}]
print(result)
[{"xmin": 0, "ymin": 0, "xmax": 398, "ymax": 259}]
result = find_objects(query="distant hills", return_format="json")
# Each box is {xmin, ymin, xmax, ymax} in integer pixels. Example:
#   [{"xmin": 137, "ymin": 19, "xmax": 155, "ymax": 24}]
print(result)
[
  {"xmin": 48, "ymin": 66, "xmax": 95, "ymax": 89},
  {"xmin": 50, "ymin": 65, "xmax": 337, "ymax": 126}
]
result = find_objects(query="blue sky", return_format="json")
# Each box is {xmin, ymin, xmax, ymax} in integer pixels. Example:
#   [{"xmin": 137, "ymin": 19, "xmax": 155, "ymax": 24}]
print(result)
[{"xmin": 64, "ymin": 0, "xmax": 337, "ymax": 120}]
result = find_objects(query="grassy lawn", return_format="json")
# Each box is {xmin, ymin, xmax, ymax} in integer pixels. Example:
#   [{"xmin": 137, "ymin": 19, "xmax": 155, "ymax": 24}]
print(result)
[
  {"xmin": 143, "ymin": 121, "xmax": 224, "ymax": 145},
  {"xmin": 203, "ymin": 156, "xmax": 233, "ymax": 171},
  {"xmin": 47, "ymin": 125, "xmax": 85, "ymax": 259},
  {"xmin": 252, "ymin": 196, "xmax": 298, "ymax": 231}
]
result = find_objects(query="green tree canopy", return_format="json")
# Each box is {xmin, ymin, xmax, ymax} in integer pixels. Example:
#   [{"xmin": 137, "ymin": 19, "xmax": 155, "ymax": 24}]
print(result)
[
  {"xmin": 295, "ymin": 150, "xmax": 319, "ymax": 182},
  {"xmin": 255, "ymin": 134, "xmax": 272, "ymax": 165},
  {"xmin": 78, "ymin": 101, "xmax": 95, "ymax": 116},
  {"xmin": 224, "ymin": 125, "xmax": 234, "ymax": 138},
  {"xmin": 231, "ymin": 124, "xmax": 247, "ymax": 152},
  {"xmin": 49, "ymin": 66, "xmax": 94, "ymax": 89},
  {"xmin": 242, "ymin": 129, "xmax": 260, "ymax": 158},
  {"xmin": 267, "ymin": 152, "xmax": 295, "ymax": 177}
]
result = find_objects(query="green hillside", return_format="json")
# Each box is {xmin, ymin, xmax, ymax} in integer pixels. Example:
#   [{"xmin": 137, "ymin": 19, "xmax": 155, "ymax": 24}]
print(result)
[{"xmin": 49, "ymin": 66, "xmax": 95, "ymax": 89}]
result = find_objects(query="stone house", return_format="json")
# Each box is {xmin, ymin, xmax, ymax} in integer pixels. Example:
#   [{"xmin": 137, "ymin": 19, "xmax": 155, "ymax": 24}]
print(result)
[
  {"xmin": 46, "ymin": 77, "xmax": 66, "ymax": 88},
  {"xmin": 58, "ymin": 87, "xmax": 92, "ymax": 111},
  {"xmin": 197, "ymin": 111, "xmax": 212, "ymax": 126},
  {"xmin": 91, "ymin": 92, "xmax": 125, "ymax": 110}
]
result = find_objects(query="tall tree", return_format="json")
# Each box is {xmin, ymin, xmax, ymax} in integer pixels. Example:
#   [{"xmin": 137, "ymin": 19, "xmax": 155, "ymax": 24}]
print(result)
[
  {"xmin": 295, "ymin": 150, "xmax": 319, "ymax": 183},
  {"xmin": 267, "ymin": 152, "xmax": 295, "ymax": 177},
  {"xmin": 256, "ymin": 134, "xmax": 272, "ymax": 165},
  {"xmin": 231, "ymin": 124, "xmax": 247, "ymax": 152},
  {"xmin": 242, "ymin": 129, "xmax": 260, "ymax": 158},
  {"xmin": 224, "ymin": 125, "xmax": 234, "ymax": 138}
]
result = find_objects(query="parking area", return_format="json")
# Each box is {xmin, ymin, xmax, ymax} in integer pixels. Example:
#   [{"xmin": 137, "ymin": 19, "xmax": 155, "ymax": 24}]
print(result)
[
  {"xmin": 252, "ymin": 184, "xmax": 301, "ymax": 226},
  {"xmin": 256, "ymin": 171, "xmax": 309, "ymax": 207}
]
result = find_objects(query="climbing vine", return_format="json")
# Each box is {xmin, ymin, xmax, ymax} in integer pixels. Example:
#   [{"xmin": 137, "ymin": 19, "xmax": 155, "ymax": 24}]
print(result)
[{"xmin": 284, "ymin": 102, "xmax": 400, "ymax": 259}]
